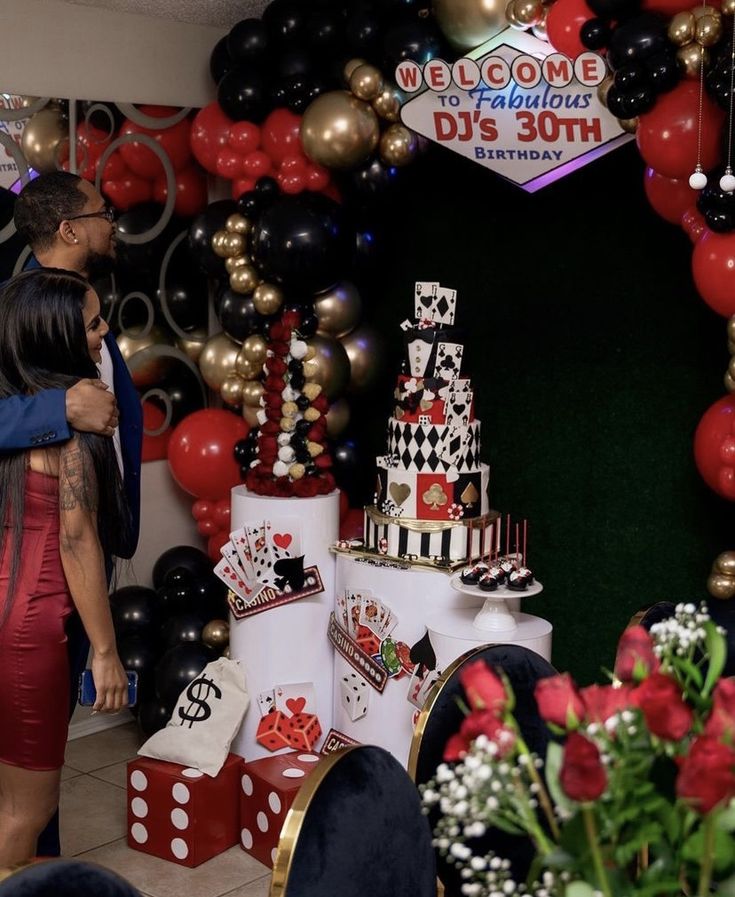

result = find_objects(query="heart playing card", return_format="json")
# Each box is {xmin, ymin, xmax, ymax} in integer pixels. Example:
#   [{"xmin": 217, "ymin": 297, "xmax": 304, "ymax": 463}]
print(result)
[
  {"xmin": 414, "ymin": 281, "xmax": 439, "ymax": 320},
  {"xmin": 213, "ymin": 557, "xmax": 264, "ymax": 603},
  {"xmin": 275, "ymin": 682, "xmax": 317, "ymax": 716},
  {"xmin": 444, "ymin": 390, "xmax": 473, "ymax": 427},
  {"xmin": 266, "ymin": 517, "xmax": 302, "ymax": 562},
  {"xmin": 228, "ymin": 528, "xmax": 256, "ymax": 580},
  {"xmin": 245, "ymin": 522, "xmax": 278, "ymax": 586}
]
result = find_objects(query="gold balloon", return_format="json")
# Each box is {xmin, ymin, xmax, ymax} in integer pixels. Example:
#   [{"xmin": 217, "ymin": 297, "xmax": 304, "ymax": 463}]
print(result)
[
  {"xmin": 597, "ymin": 75, "xmax": 613, "ymax": 108},
  {"xmin": 315, "ymin": 281, "xmax": 363, "ymax": 338},
  {"xmin": 668, "ymin": 11, "xmax": 695, "ymax": 46},
  {"xmin": 220, "ymin": 373, "xmax": 246, "ymax": 407},
  {"xmin": 729, "ymin": 355, "xmax": 735, "ymax": 379},
  {"xmin": 532, "ymin": 9, "xmax": 548, "ymax": 40},
  {"xmin": 222, "ymin": 232, "xmax": 246, "ymax": 258},
  {"xmin": 725, "ymin": 370, "xmax": 735, "ymax": 393},
  {"xmin": 379, "ymin": 124, "xmax": 418, "ymax": 167},
  {"xmin": 202, "ymin": 619, "xmax": 230, "ymax": 649},
  {"xmin": 618, "ymin": 117, "xmax": 639, "ymax": 134},
  {"xmin": 505, "ymin": 0, "xmax": 526, "ymax": 29},
  {"xmin": 326, "ymin": 397, "xmax": 351, "ymax": 437},
  {"xmin": 242, "ymin": 380, "xmax": 265, "ymax": 408},
  {"xmin": 341, "ymin": 325, "xmax": 384, "ymax": 394},
  {"xmin": 235, "ymin": 351, "xmax": 262, "ymax": 379},
  {"xmin": 226, "ymin": 213, "xmax": 251, "ymax": 235},
  {"xmin": 715, "ymin": 551, "xmax": 735, "ymax": 576},
  {"xmin": 693, "ymin": 4, "xmax": 717, "ymax": 18},
  {"xmin": 695, "ymin": 12, "xmax": 722, "ymax": 45},
  {"xmin": 304, "ymin": 334, "xmax": 351, "ymax": 400},
  {"xmin": 433, "ymin": 0, "xmax": 507, "ymax": 51},
  {"xmin": 229, "ymin": 264, "xmax": 260, "ymax": 295},
  {"xmin": 177, "ymin": 327, "xmax": 208, "ymax": 364},
  {"xmin": 243, "ymin": 405, "xmax": 260, "ymax": 428},
  {"xmin": 117, "ymin": 325, "xmax": 174, "ymax": 388},
  {"xmin": 677, "ymin": 43, "xmax": 707, "ymax": 78},
  {"xmin": 343, "ymin": 58, "xmax": 367, "ymax": 83},
  {"xmin": 372, "ymin": 89, "xmax": 402, "ymax": 122},
  {"xmin": 349, "ymin": 64, "xmax": 385, "ymax": 102},
  {"xmin": 707, "ymin": 572, "xmax": 735, "ymax": 600},
  {"xmin": 241, "ymin": 334, "xmax": 268, "ymax": 364},
  {"xmin": 253, "ymin": 282, "xmax": 284, "ymax": 315},
  {"xmin": 513, "ymin": 0, "xmax": 543, "ymax": 25},
  {"xmin": 198, "ymin": 332, "xmax": 240, "ymax": 392},
  {"xmin": 728, "ymin": 315, "xmax": 735, "ymax": 342},
  {"xmin": 21, "ymin": 105, "xmax": 68, "ymax": 174},
  {"xmin": 723, "ymin": 0, "xmax": 735, "ymax": 14},
  {"xmin": 225, "ymin": 255, "xmax": 250, "ymax": 274},
  {"xmin": 301, "ymin": 91, "xmax": 380, "ymax": 170},
  {"xmin": 212, "ymin": 230, "xmax": 229, "ymax": 258}
]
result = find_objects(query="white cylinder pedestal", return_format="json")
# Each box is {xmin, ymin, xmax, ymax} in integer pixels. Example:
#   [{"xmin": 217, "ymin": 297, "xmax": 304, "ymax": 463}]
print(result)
[
  {"xmin": 331, "ymin": 554, "xmax": 522, "ymax": 768},
  {"xmin": 426, "ymin": 608, "xmax": 553, "ymax": 670},
  {"xmin": 229, "ymin": 488, "xmax": 339, "ymax": 760}
]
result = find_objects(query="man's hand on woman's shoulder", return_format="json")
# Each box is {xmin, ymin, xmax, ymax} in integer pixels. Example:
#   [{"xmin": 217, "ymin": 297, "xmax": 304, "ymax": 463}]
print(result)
[{"xmin": 65, "ymin": 379, "xmax": 118, "ymax": 436}]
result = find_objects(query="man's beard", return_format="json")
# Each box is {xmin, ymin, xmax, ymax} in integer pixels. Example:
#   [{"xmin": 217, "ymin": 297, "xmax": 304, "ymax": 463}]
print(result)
[{"xmin": 85, "ymin": 250, "xmax": 115, "ymax": 282}]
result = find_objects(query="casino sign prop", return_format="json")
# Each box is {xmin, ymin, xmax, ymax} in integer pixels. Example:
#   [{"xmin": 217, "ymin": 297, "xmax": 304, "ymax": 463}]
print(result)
[{"xmin": 397, "ymin": 29, "xmax": 632, "ymax": 193}]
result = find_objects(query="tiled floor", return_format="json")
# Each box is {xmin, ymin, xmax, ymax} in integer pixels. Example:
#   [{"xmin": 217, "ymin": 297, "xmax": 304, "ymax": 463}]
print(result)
[{"xmin": 60, "ymin": 723, "xmax": 271, "ymax": 897}]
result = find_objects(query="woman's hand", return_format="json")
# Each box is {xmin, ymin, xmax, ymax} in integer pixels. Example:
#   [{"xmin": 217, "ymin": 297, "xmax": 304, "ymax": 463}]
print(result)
[{"xmin": 91, "ymin": 651, "xmax": 129, "ymax": 713}]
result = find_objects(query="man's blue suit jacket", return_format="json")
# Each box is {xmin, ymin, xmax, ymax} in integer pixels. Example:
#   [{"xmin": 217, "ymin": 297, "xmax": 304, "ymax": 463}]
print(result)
[{"xmin": 0, "ymin": 261, "xmax": 142, "ymax": 558}]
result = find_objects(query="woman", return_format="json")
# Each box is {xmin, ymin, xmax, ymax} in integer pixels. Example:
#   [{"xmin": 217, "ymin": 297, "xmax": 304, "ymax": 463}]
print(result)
[{"xmin": 0, "ymin": 268, "xmax": 130, "ymax": 864}]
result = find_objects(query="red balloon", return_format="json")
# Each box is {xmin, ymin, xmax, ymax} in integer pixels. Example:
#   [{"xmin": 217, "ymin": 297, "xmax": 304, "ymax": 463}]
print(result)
[
  {"xmin": 228, "ymin": 121, "xmax": 261, "ymax": 156},
  {"xmin": 643, "ymin": 167, "xmax": 697, "ymax": 225},
  {"xmin": 692, "ymin": 229, "xmax": 735, "ymax": 316},
  {"xmin": 232, "ymin": 177, "xmax": 258, "ymax": 199},
  {"xmin": 261, "ymin": 109, "xmax": 303, "ymax": 163},
  {"xmin": 120, "ymin": 106, "xmax": 193, "ymax": 179},
  {"xmin": 681, "ymin": 206, "xmax": 707, "ymax": 243},
  {"xmin": 191, "ymin": 102, "xmax": 234, "ymax": 175},
  {"xmin": 101, "ymin": 150, "xmax": 128, "ymax": 181},
  {"xmin": 694, "ymin": 395, "xmax": 735, "ymax": 500},
  {"xmin": 191, "ymin": 499, "xmax": 214, "ymax": 520},
  {"xmin": 207, "ymin": 530, "xmax": 230, "ymax": 563},
  {"xmin": 339, "ymin": 508, "xmax": 364, "ymax": 541},
  {"xmin": 197, "ymin": 518, "xmax": 218, "ymax": 536},
  {"xmin": 278, "ymin": 172, "xmax": 305, "ymax": 194},
  {"xmin": 102, "ymin": 172, "xmax": 153, "ymax": 211},
  {"xmin": 153, "ymin": 165, "xmax": 208, "ymax": 217},
  {"xmin": 141, "ymin": 400, "xmax": 171, "ymax": 462},
  {"xmin": 213, "ymin": 498, "xmax": 231, "ymax": 529},
  {"xmin": 243, "ymin": 150, "xmax": 272, "ymax": 178},
  {"xmin": 642, "ymin": 0, "xmax": 719, "ymax": 13},
  {"xmin": 167, "ymin": 409, "xmax": 249, "ymax": 500},
  {"xmin": 215, "ymin": 148, "xmax": 245, "ymax": 180},
  {"xmin": 306, "ymin": 164, "xmax": 330, "ymax": 192},
  {"xmin": 637, "ymin": 82, "xmax": 724, "ymax": 179},
  {"xmin": 546, "ymin": 0, "xmax": 592, "ymax": 58}
]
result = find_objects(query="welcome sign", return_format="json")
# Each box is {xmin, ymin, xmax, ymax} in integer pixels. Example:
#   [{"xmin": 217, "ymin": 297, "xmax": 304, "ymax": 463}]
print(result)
[{"xmin": 398, "ymin": 29, "xmax": 632, "ymax": 192}]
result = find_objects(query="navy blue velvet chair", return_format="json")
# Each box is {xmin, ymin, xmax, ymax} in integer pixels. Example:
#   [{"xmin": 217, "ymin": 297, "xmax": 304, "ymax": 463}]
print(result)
[
  {"xmin": 0, "ymin": 860, "xmax": 142, "ymax": 896},
  {"xmin": 270, "ymin": 744, "xmax": 436, "ymax": 897},
  {"xmin": 408, "ymin": 644, "xmax": 557, "ymax": 897}
]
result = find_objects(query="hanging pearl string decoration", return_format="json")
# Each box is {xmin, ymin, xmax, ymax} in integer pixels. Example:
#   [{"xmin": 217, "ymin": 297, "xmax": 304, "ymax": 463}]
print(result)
[
  {"xmin": 720, "ymin": 15, "xmax": 735, "ymax": 191},
  {"xmin": 689, "ymin": 0, "xmax": 711, "ymax": 189}
]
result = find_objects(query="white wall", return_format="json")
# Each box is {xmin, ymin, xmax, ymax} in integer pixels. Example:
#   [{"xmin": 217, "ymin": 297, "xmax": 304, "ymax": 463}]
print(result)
[{"xmin": 1, "ymin": 0, "xmax": 225, "ymax": 106}]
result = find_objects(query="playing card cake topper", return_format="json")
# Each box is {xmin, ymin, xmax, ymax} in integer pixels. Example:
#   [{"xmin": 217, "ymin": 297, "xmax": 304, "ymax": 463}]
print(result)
[
  {"xmin": 244, "ymin": 309, "xmax": 336, "ymax": 499},
  {"xmin": 216, "ymin": 517, "xmax": 325, "ymax": 619}
]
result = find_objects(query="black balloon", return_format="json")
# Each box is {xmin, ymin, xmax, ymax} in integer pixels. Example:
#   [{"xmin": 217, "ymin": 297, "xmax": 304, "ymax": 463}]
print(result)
[
  {"xmin": 157, "ymin": 582, "xmax": 198, "ymax": 617},
  {"xmin": 707, "ymin": 48, "xmax": 734, "ymax": 110},
  {"xmin": 237, "ymin": 190, "xmax": 262, "ymax": 219},
  {"xmin": 138, "ymin": 698, "xmax": 174, "ymax": 737},
  {"xmin": 698, "ymin": 171, "xmax": 735, "ymax": 232},
  {"xmin": 110, "ymin": 586, "xmax": 159, "ymax": 641},
  {"xmin": 263, "ymin": 0, "xmax": 308, "ymax": 44},
  {"xmin": 157, "ymin": 282, "xmax": 207, "ymax": 332},
  {"xmin": 115, "ymin": 203, "xmax": 184, "ymax": 274},
  {"xmin": 188, "ymin": 199, "xmax": 238, "ymax": 276},
  {"xmin": 218, "ymin": 289, "xmax": 265, "ymax": 343},
  {"xmin": 606, "ymin": 84, "xmax": 655, "ymax": 118},
  {"xmin": 307, "ymin": 8, "xmax": 342, "ymax": 50},
  {"xmin": 164, "ymin": 565, "xmax": 195, "ymax": 588},
  {"xmin": 613, "ymin": 64, "xmax": 646, "ymax": 91},
  {"xmin": 342, "ymin": 157, "xmax": 400, "ymax": 207},
  {"xmin": 117, "ymin": 635, "xmax": 160, "ymax": 697},
  {"xmin": 155, "ymin": 643, "xmax": 214, "ymax": 707},
  {"xmin": 275, "ymin": 48, "xmax": 315, "ymax": 80},
  {"xmin": 218, "ymin": 66, "xmax": 270, "ymax": 124},
  {"xmin": 581, "ymin": 18, "xmax": 612, "ymax": 51},
  {"xmin": 332, "ymin": 437, "xmax": 361, "ymax": 492},
  {"xmin": 157, "ymin": 365, "xmax": 207, "ymax": 426},
  {"xmin": 608, "ymin": 14, "xmax": 668, "ymax": 70},
  {"xmin": 210, "ymin": 35, "xmax": 233, "ymax": 84},
  {"xmin": 251, "ymin": 193, "xmax": 351, "ymax": 292},
  {"xmin": 587, "ymin": 0, "xmax": 641, "ymax": 17},
  {"xmin": 346, "ymin": 8, "xmax": 385, "ymax": 55},
  {"xmin": 256, "ymin": 176, "xmax": 281, "ymax": 202},
  {"xmin": 152, "ymin": 545, "xmax": 212, "ymax": 590},
  {"xmin": 190, "ymin": 575, "xmax": 231, "ymax": 622},
  {"xmin": 160, "ymin": 612, "xmax": 207, "ymax": 650},
  {"xmin": 645, "ymin": 51, "xmax": 679, "ymax": 94},
  {"xmin": 383, "ymin": 20, "xmax": 446, "ymax": 71},
  {"xmin": 228, "ymin": 18, "xmax": 269, "ymax": 65}
]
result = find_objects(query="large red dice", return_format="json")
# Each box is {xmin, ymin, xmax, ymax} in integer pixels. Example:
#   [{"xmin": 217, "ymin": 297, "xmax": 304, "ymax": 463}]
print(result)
[
  {"xmin": 284, "ymin": 712, "xmax": 322, "ymax": 751},
  {"xmin": 127, "ymin": 754, "xmax": 241, "ymax": 867},
  {"xmin": 240, "ymin": 751, "xmax": 321, "ymax": 867},
  {"xmin": 256, "ymin": 709, "xmax": 292, "ymax": 752}
]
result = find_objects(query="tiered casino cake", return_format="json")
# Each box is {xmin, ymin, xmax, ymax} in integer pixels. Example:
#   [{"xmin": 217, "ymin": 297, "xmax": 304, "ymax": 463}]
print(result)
[{"xmin": 363, "ymin": 289, "xmax": 499, "ymax": 566}]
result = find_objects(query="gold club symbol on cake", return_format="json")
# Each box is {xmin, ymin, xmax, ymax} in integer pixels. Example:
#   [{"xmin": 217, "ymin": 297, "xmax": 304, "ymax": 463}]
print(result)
[{"xmin": 423, "ymin": 483, "xmax": 448, "ymax": 510}]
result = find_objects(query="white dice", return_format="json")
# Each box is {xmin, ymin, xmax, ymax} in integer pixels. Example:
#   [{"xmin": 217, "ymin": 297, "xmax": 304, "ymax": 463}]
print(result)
[{"xmin": 340, "ymin": 672, "xmax": 369, "ymax": 721}]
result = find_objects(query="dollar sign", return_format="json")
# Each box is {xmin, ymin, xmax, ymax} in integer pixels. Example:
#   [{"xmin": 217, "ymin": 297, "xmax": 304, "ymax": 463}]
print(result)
[{"xmin": 178, "ymin": 675, "xmax": 222, "ymax": 729}]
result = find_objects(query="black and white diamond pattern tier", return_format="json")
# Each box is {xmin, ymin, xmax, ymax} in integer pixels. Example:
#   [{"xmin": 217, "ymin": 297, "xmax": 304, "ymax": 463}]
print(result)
[{"xmin": 386, "ymin": 419, "xmax": 481, "ymax": 472}]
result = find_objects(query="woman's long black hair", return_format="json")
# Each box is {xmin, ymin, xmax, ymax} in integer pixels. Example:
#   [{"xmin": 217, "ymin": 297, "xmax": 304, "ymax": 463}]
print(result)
[{"xmin": 0, "ymin": 267, "xmax": 130, "ymax": 622}]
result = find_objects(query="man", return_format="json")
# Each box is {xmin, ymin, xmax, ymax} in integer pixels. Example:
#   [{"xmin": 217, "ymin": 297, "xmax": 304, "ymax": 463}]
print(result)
[{"xmin": 7, "ymin": 171, "xmax": 143, "ymax": 855}]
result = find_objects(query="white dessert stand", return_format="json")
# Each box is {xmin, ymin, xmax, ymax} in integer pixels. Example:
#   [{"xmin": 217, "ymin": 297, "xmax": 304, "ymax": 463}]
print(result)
[{"xmin": 449, "ymin": 572, "xmax": 543, "ymax": 633}]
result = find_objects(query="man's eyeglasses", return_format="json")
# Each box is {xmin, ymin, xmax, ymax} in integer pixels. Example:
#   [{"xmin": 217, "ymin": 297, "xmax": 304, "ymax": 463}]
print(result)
[{"xmin": 65, "ymin": 206, "xmax": 116, "ymax": 224}]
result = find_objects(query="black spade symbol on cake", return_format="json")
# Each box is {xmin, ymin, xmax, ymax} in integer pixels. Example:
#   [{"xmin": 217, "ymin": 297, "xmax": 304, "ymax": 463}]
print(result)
[
  {"xmin": 273, "ymin": 556, "xmax": 306, "ymax": 592},
  {"xmin": 409, "ymin": 630, "xmax": 436, "ymax": 672}
]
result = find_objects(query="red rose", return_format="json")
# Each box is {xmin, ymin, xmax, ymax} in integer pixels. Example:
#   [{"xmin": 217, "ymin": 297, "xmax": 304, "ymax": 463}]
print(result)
[
  {"xmin": 534, "ymin": 674, "xmax": 584, "ymax": 729},
  {"xmin": 633, "ymin": 673, "xmax": 693, "ymax": 740},
  {"xmin": 268, "ymin": 358, "xmax": 287, "ymax": 377},
  {"xmin": 269, "ymin": 323, "xmax": 288, "ymax": 341},
  {"xmin": 559, "ymin": 732, "xmax": 607, "ymax": 802},
  {"xmin": 614, "ymin": 625, "xmax": 660, "ymax": 682},
  {"xmin": 460, "ymin": 710, "xmax": 516, "ymax": 757},
  {"xmin": 261, "ymin": 421, "xmax": 280, "ymax": 435},
  {"xmin": 315, "ymin": 454, "xmax": 332, "ymax": 469},
  {"xmin": 443, "ymin": 733, "xmax": 470, "ymax": 762},
  {"xmin": 460, "ymin": 660, "xmax": 507, "ymax": 715},
  {"xmin": 704, "ymin": 678, "xmax": 735, "ymax": 743},
  {"xmin": 677, "ymin": 735, "xmax": 735, "ymax": 813},
  {"xmin": 580, "ymin": 683, "xmax": 634, "ymax": 724},
  {"xmin": 270, "ymin": 340, "xmax": 289, "ymax": 357}
]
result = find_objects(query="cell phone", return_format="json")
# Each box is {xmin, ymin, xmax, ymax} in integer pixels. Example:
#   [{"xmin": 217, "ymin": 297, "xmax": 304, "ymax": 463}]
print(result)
[{"xmin": 78, "ymin": 669, "xmax": 139, "ymax": 708}]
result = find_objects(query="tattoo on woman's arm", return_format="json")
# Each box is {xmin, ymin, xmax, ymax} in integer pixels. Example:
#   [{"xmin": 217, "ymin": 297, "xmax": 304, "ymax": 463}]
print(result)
[{"xmin": 60, "ymin": 446, "xmax": 98, "ymax": 512}]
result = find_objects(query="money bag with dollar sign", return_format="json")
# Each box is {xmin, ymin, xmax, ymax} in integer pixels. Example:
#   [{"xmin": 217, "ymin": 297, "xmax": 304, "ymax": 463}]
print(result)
[{"xmin": 138, "ymin": 658, "xmax": 250, "ymax": 777}]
